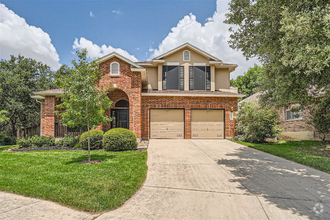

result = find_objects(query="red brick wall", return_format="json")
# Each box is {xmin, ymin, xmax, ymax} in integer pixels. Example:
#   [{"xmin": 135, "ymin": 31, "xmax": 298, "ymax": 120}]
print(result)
[
  {"xmin": 141, "ymin": 96, "xmax": 238, "ymax": 139},
  {"xmin": 41, "ymin": 96, "xmax": 55, "ymax": 137},
  {"xmin": 98, "ymin": 57, "xmax": 142, "ymax": 138}
]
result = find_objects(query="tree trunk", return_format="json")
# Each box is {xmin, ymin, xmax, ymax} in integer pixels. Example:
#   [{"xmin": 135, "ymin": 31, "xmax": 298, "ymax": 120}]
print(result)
[{"xmin": 88, "ymin": 126, "xmax": 91, "ymax": 162}]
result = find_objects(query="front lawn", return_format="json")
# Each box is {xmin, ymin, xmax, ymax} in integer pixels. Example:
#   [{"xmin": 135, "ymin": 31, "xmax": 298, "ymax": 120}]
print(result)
[
  {"xmin": 231, "ymin": 140, "xmax": 330, "ymax": 174},
  {"xmin": 0, "ymin": 148, "xmax": 147, "ymax": 213}
]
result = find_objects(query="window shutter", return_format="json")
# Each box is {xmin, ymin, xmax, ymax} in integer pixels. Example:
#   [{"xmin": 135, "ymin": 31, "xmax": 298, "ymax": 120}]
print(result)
[
  {"xmin": 189, "ymin": 66, "xmax": 194, "ymax": 90},
  {"xmin": 162, "ymin": 66, "xmax": 167, "ymax": 90},
  {"xmin": 179, "ymin": 66, "xmax": 184, "ymax": 90},
  {"xmin": 206, "ymin": 66, "xmax": 211, "ymax": 90}
]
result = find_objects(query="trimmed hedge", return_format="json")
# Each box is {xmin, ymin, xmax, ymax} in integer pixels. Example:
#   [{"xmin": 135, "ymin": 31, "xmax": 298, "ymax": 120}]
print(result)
[
  {"xmin": 56, "ymin": 134, "xmax": 80, "ymax": 148},
  {"xmin": 103, "ymin": 128, "xmax": 137, "ymax": 151},
  {"xmin": 17, "ymin": 135, "xmax": 55, "ymax": 148},
  {"xmin": 80, "ymin": 130, "xmax": 103, "ymax": 150}
]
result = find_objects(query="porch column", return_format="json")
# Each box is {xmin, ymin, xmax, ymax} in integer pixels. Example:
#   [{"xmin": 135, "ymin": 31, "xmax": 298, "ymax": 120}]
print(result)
[{"xmin": 41, "ymin": 96, "xmax": 55, "ymax": 137}]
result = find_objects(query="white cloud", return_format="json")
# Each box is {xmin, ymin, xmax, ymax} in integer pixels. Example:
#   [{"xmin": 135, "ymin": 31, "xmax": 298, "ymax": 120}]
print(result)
[
  {"xmin": 150, "ymin": 0, "xmax": 259, "ymax": 79},
  {"xmin": 73, "ymin": 37, "xmax": 138, "ymax": 62},
  {"xmin": 89, "ymin": 11, "xmax": 95, "ymax": 17},
  {"xmin": 0, "ymin": 3, "xmax": 61, "ymax": 70},
  {"xmin": 112, "ymin": 10, "xmax": 122, "ymax": 15}
]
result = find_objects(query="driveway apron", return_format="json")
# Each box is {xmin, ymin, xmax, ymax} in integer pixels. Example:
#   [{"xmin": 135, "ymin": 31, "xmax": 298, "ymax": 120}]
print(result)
[{"xmin": 97, "ymin": 139, "xmax": 330, "ymax": 220}]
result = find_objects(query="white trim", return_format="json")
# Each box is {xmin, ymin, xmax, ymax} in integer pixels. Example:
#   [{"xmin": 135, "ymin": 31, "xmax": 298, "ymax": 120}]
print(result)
[
  {"xmin": 97, "ymin": 51, "xmax": 143, "ymax": 68},
  {"xmin": 142, "ymin": 93, "xmax": 245, "ymax": 98},
  {"xmin": 193, "ymin": 63, "xmax": 206, "ymax": 66},
  {"xmin": 131, "ymin": 68, "xmax": 146, "ymax": 72},
  {"xmin": 31, "ymin": 95, "xmax": 45, "ymax": 100},
  {"xmin": 110, "ymin": 62, "xmax": 120, "ymax": 75},
  {"xmin": 34, "ymin": 92, "xmax": 63, "ymax": 96},
  {"xmin": 154, "ymin": 43, "xmax": 221, "ymax": 61},
  {"xmin": 152, "ymin": 60, "xmax": 165, "ymax": 63},
  {"xmin": 183, "ymin": 50, "xmax": 190, "ymax": 61},
  {"xmin": 167, "ymin": 62, "xmax": 180, "ymax": 66}
]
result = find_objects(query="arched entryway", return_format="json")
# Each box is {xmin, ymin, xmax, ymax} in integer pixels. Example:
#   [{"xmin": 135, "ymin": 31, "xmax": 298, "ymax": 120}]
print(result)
[{"xmin": 111, "ymin": 100, "xmax": 129, "ymax": 129}]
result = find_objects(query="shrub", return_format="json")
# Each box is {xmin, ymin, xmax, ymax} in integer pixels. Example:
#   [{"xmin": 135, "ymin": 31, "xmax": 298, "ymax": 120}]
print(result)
[
  {"xmin": 234, "ymin": 101, "xmax": 282, "ymax": 143},
  {"xmin": 103, "ymin": 128, "xmax": 138, "ymax": 151},
  {"xmin": 74, "ymin": 143, "xmax": 81, "ymax": 148},
  {"xmin": 80, "ymin": 130, "xmax": 103, "ymax": 150},
  {"xmin": 4, "ymin": 136, "xmax": 16, "ymax": 145},
  {"xmin": 0, "ymin": 132, "xmax": 4, "ymax": 145},
  {"xmin": 56, "ymin": 134, "xmax": 80, "ymax": 147},
  {"xmin": 17, "ymin": 135, "xmax": 55, "ymax": 148}
]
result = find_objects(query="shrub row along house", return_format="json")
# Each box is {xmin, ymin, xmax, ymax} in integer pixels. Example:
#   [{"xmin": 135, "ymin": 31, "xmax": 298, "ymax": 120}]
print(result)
[{"xmin": 32, "ymin": 43, "xmax": 243, "ymax": 141}]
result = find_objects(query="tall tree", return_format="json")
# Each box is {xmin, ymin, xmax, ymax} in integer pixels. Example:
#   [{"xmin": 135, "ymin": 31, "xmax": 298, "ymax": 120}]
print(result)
[
  {"xmin": 225, "ymin": 0, "xmax": 330, "ymax": 107},
  {"xmin": 0, "ymin": 89, "xmax": 8, "ymax": 123},
  {"xmin": 0, "ymin": 55, "xmax": 55, "ymax": 137},
  {"xmin": 230, "ymin": 64, "xmax": 263, "ymax": 98},
  {"xmin": 55, "ymin": 49, "xmax": 112, "ymax": 162}
]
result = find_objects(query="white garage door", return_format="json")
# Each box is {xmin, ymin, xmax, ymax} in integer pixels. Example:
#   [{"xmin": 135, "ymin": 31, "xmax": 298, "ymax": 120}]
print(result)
[
  {"xmin": 150, "ymin": 109, "xmax": 184, "ymax": 139},
  {"xmin": 191, "ymin": 110, "xmax": 224, "ymax": 139}
]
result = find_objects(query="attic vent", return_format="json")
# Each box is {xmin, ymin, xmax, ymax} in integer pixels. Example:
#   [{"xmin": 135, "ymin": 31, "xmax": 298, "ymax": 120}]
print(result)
[
  {"xmin": 183, "ymin": 50, "xmax": 190, "ymax": 61},
  {"xmin": 110, "ymin": 62, "xmax": 119, "ymax": 75}
]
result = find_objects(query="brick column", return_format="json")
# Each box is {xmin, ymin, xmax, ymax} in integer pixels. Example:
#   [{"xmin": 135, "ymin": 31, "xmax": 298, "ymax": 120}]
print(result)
[
  {"xmin": 41, "ymin": 96, "xmax": 55, "ymax": 137},
  {"xmin": 185, "ymin": 108, "xmax": 191, "ymax": 139}
]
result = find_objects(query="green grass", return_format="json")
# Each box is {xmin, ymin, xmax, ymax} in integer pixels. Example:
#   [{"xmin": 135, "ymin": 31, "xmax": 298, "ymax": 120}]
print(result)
[
  {"xmin": 231, "ymin": 140, "xmax": 330, "ymax": 174},
  {"xmin": 0, "ymin": 148, "xmax": 147, "ymax": 213}
]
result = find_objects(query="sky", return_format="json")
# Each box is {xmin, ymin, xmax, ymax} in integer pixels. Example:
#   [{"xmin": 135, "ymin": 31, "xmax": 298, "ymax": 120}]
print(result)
[{"xmin": 0, "ymin": 0, "xmax": 259, "ymax": 79}]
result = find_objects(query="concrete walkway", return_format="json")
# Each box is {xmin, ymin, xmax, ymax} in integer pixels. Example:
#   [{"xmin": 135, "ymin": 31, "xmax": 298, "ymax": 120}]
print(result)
[{"xmin": 1, "ymin": 140, "xmax": 330, "ymax": 219}]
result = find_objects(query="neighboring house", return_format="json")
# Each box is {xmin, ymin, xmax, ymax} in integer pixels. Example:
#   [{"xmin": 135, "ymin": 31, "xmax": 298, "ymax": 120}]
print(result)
[
  {"xmin": 241, "ymin": 92, "xmax": 329, "ymax": 140},
  {"xmin": 32, "ymin": 43, "xmax": 244, "ymax": 141}
]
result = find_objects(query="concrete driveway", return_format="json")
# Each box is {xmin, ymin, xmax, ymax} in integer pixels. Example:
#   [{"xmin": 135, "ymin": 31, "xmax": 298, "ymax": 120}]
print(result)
[
  {"xmin": 98, "ymin": 139, "xmax": 330, "ymax": 220},
  {"xmin": 1, "ymin": 139, "xmax": 329, "ymax": 219}
]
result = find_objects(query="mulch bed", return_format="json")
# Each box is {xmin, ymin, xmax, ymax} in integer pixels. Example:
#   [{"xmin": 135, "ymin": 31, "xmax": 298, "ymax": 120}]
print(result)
[
  {"xmin": 8, "ymin": 140, "xmax": 149, "ymax": 152},
  {"xmin": 9, "ymin": 146, "xmax": 85, "ymax": 152}
]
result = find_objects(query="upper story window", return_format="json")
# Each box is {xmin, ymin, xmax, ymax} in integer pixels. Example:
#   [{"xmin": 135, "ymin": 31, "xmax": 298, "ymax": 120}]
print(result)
[
  {"xmin": 285, "ymin": 104, "xmax": 303, "ymax": 120},
  {"xmin": 189, "ymin": 66, "xmax": 211, "ymax": 90},
  {"xmin": 162, "ymin": 65, "xmax": 184, "ymax": 90},
  {"xmin": 183, "ymin": 50, "xmax": 190, "ymax": 61},
  {"xmin": 110, "ymin": 62, "xmax": 119, "ymax": 75}
]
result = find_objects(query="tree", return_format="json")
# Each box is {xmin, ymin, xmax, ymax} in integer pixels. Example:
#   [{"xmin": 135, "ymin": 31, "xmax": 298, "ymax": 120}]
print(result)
[
  {"xmin": 225, "ymin": 0, "xmax": 330, "ymax": 107},
  {"xmin": 0, "ymin": 89, "xmax": 8, "ymax": 123},
  {"xmin": 308, "ymin": 92, "xmax": 330, "ymax": 142},
  {"xmin": 55, "ymin": 49, "xmax": 112, "ymax": 162},
  {"xmin": 230, "ymin": 64, "xmax": 263, "ymax": 98},
  {"xmin": 235, "ymin": 101, "xmax": 282, "ymax": 143},
  {"xmin": 0, "ymin": 55, "xmax": 55, "ymax": 137}
]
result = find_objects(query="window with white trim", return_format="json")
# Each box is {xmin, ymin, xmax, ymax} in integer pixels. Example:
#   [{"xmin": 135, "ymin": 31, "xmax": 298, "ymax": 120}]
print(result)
[
  {"xmin": 285, "ymin": 104, "xmax": 303, "ymax": 120},
  {"xmin": 110, "ymin": 62, "xmax": 119, "ymax": 75},
  {"xmin": 183, "ymin": 50, "xmax": 190, "ymax": 61}
]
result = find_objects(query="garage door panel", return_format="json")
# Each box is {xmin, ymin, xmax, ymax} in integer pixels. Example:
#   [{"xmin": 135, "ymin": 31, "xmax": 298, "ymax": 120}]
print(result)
[
  {"xmin": 150, "ymin": 109, "xmax": 184, "ymax": 139},
  {"xmin": 191, "ymin": 110, "xmax": 224, "ymax": 139}
]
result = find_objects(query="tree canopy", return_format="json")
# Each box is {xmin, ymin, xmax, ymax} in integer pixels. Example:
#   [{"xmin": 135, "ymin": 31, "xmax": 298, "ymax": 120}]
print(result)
[
  {"xmin": 0, "ymin": 55, "xmax": 55, "ymax": 137},
  {"xmin": 55, "ymin": 49, "xmax": 112, "ymax": 162},
  {"xmin": 225, "ymin": 0, "xmax": 330, "ymax": 107},
  {"xmin": 230, "ymin": 64, "xmax": 263, "ymax": 98}
]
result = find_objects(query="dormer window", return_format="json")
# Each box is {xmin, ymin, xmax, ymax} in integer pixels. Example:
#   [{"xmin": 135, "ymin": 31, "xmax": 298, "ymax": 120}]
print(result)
[
  {"xmin": 183, "ymin": 50, "xmax": 190, "ymax": 61},
  {"xmin": 110, "ymin": 62, "xmax": 119, "ymax": 75}
]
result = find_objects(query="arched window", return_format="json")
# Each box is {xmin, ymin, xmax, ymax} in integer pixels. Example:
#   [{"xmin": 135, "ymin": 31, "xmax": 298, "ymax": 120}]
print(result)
[
  {"xmin": 183, "ymin": 50, "xmax": 190, "ymax": 61},
  {"xmin": 115, "ymin": 100, "xmax": 129, "ymax": 107},
  {"xmin": 110, "ymin": 62, "xmax": 119, "ymax": 75}
]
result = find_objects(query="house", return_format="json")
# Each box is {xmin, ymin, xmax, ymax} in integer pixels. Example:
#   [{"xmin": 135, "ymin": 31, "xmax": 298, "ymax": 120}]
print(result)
[
  {"xmin": 241, "ymin": 92, "xmax": 330, "ymax": 140},
  {"xmin": 32, "ymin": 43, "xmax": 244, "ymax": 141}
]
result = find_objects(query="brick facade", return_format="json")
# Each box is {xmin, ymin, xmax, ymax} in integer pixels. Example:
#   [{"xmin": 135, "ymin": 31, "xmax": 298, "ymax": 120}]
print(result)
[
  {"xmin": 39, "ymin": 55, "xmax": 239, "ymax": 140},
  {"xmin": 40, "ymin": 96, "xmax": 56, "ymax": 137},
  {"xmin": 141, "ymin": 96, "xmax": 238, "ymax": 139},
  {"xmin": 278, "ymin": 107, "xmax": 314, "ymax": 132},
  {"xmin": 98, "ymin": 57, "xmax": 142, "ymax": 138}
]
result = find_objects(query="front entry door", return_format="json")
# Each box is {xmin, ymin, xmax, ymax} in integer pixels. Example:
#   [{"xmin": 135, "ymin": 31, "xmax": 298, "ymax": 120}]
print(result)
[{"xmin": 111, "ymin": 110, "xmax": 129, "ymax": 129}]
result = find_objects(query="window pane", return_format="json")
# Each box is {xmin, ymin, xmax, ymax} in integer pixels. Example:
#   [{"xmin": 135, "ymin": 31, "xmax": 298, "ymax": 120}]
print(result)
[
  {"xmin": 111, "ymin": 63, "xmax": 119, "ymax": 75},
  {"xmin": 193, "ymin": 66, "xmax": 206, "ymax": 90},
  {"xmin": 167, "ymin": 66, "xmax": 179, "ymax": 90}
]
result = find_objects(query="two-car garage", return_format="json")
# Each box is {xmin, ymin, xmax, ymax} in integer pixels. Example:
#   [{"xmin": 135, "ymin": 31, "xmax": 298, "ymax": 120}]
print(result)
[{"xmin": 150, "ymin": 109, "xmax": 225, "ymax": 139}]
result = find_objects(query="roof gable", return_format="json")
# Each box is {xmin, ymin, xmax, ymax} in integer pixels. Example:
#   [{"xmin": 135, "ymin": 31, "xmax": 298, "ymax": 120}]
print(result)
[
  {"xmin": 153, "ymin": 43, "xmax": 222, "ymax": 62},
  {"xmin": 97, "ymin": 52, "xmax": 143, "ymax": 69}
]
